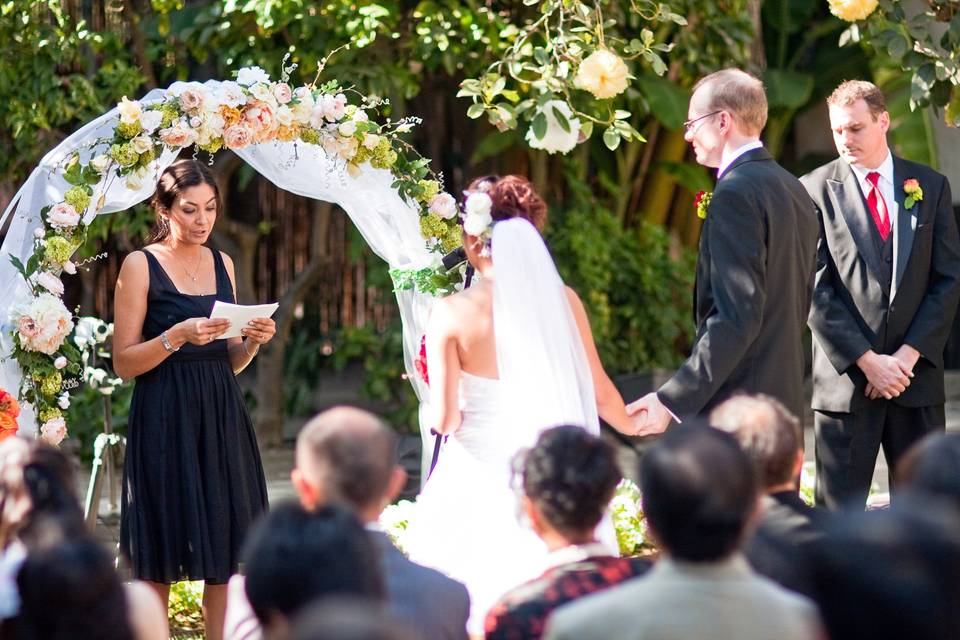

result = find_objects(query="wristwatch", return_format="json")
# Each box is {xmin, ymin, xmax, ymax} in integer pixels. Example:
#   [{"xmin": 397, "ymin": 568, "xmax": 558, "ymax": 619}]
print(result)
[{"xmin": 160, "ymin": 331, "xmax": 179, "ymax": 353}]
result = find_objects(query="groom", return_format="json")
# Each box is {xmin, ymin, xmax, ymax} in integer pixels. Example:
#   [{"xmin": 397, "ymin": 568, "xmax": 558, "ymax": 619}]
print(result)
[{"xmin": 629, "ymin": 69, "xmax": 818, "ymax": 433}]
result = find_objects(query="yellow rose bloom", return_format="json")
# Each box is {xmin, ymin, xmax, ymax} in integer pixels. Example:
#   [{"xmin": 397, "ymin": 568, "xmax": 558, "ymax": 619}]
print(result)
[
  {"xmin": 828, "ymin": 0, "xmax": 878, "ymax": 22},
  {"xmin": 575, "ymin": 49, "xmax": 630, "ymax": 100},
  {"xmin": 276, "ymin": 124, "xmax": 300, "ymax": 142},
  {"xmin": 219, "ymin": 106, "xmax": 243, "ymax": 128}
]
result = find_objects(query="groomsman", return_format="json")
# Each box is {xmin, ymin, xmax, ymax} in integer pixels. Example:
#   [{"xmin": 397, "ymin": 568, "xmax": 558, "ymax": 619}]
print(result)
[
  {"xmin": 629, "ymin": 69, "xmax": 819, "ymax": 432},
  {"xmin": 802, "ymin": 80, "xmax": 960, "ymax": 510}
]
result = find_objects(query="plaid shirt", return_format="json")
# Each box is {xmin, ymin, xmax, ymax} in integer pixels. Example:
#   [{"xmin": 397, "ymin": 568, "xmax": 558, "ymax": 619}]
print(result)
[{"xmin": 484, "ymin": 554, "xmax": 651, "ymax": 640}]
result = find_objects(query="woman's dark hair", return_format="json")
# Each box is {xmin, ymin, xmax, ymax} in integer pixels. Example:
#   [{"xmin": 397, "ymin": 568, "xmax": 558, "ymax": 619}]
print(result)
[
  {"xmin": 521, "ymin": 426, "xmax": 622, "ymax": 538},
  {"xmin": 18, "ymin": 443, "xmax": 84, "ymax": 545},
  {"xmin": 898, "ymin": 432, "xmax": 960, "ymax": 509},
  {"xmin": 150, "ymin": 159, "xmax": 220, "ymax": 241},
  {"xmin": 14, "ymin": 519, "xmax": 134, "ymax": 640},
  {"xmin": 465, "ymin": 174, "xmax": 548, "ymax": 230}
]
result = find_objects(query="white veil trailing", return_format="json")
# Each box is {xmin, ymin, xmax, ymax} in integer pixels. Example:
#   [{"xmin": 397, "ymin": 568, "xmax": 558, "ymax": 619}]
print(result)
[{"xmin": 491, "ymin": 218, "xmax": 598, "ymax": 452}]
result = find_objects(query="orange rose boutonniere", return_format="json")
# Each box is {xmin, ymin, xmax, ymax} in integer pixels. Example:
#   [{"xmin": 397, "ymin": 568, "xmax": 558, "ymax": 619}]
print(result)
[{"xmin": 904, "ymin": 178, "xmax": 923, "ymax": 209}]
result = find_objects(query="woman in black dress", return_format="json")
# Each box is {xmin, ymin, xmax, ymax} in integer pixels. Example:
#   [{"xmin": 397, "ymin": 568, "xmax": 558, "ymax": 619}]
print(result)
[{"xmin": 113, "ymin": 160, "xmax": 273, "ymax": 640}]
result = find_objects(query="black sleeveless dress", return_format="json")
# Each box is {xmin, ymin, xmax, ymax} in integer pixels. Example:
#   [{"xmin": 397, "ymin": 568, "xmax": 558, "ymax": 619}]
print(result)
[{"xmin": 119, "ymin": 248, "xmax": 269, "ymax": 584}]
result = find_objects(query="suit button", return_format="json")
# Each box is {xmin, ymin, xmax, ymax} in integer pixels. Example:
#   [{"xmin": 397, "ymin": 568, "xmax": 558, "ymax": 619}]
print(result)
[{"xmin": 885, "ymin": 256, "xmax": 892, "ymax": 263}]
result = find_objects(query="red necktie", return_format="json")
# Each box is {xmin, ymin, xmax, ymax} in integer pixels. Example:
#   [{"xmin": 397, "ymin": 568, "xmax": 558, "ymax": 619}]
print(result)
[{"xmin": 866, "ymin": 171, "xmax": 890, "ymax": 241}]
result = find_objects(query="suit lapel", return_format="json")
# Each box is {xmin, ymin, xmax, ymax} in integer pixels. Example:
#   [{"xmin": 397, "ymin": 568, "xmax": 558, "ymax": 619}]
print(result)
[
  {"xmin": 891, "ymin": 155, "xmax": 918, "ymax": 301},
  {"xmin": 828, "ymin": 161, "xmax": 885, "ymax": 284},
  {"xmin": 717, "ymin": 147, "xmax": 772, "ymax": 182}
]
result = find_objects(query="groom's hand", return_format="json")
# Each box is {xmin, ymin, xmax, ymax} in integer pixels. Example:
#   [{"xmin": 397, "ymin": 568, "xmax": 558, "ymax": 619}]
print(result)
[{"xmin": 626, "ymin": 392, "xmax": 672, "ymax": 436}]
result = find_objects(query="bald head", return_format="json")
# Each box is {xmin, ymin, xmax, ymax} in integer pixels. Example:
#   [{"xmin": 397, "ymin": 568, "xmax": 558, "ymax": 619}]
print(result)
[
  {"xmin": 710, "ymin": 394, "xmax": 801, "ymax": 490},
  {"xmin": 295, "ymin": 407, "xmax": 399, "ymax": 513},
  {"xmin": 692, "ymin": 68, "xmax": 768, "ymax": 136}
]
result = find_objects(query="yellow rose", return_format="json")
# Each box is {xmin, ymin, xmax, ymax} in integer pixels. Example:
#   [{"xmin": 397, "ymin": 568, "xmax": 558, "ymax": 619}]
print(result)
[
  {"xmin": 575, "ymin": 49, "xmax": 630, "ymax": 100},
  {"xmin": 828, "ymin": 0, "xmax": 878, "ymax": 22}
]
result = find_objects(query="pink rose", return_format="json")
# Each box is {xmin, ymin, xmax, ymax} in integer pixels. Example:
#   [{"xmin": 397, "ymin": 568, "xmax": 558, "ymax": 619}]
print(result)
[
  {"xmin": 18, "ymin": 316, "xmax": 38, "ymax": 339},
  {"xmin": 46, "ymin": 203, "xmax": 80, "ymax": 230},
  {"xmin": 223, "ymin": 123, "xmax": 254, "ymax": 149},
  {"xmin": 904, "ymin": 178, "xmax": 920, "ymax": 192},
  {"xmin": 40, "ymin": 416, "xmax": 66, "ymax": 446},
  {"xmin": 179, "ymin": 89, "xmax": 205, "ymax": 113},
  {"xmin": 244, "ymin": 101, "xmax": 277, "ymax": 141},
  {"xmin": 273, "ymin": 82, "xmax": 292, "ymax": 104}
]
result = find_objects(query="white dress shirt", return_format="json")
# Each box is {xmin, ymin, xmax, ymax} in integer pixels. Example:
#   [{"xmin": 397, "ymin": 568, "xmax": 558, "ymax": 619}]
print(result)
[
  {"xmin": 718, "ymin": 140, "xmax": 764, "ymax": 178},
  {"xmin": 848, "ymin": 150, "xmax": 897, "ymax": 233}
]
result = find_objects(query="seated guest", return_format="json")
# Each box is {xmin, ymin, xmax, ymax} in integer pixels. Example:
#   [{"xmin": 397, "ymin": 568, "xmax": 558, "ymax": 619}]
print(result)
[
  {"xmin": 811, "ymin": 498, "xmax": 960, "ymax": 640},
  {"xmin": 544, "ymin": 425, "xmax": 821, "ymax": 640},
  {"xmin": 242, "ymin": 502, "xmax": 384, "ymax": 639},
  {"xmin": 897, "ymin": 432, "xmax": 960, "ymax": 508},
  {"xmin": 290, "ymin": 598, "xmax": 418, "ymax": 640},
  {"xmin": 710, "ymin": 394, "xmax": 827, "ymax": 596},
  {"xmin": 484, "ymin": 426, "xmax": 649, "ymax": 639},
  {"xmin": 291, "ymin": 406, "xmax": 470, "ymax": 640}
]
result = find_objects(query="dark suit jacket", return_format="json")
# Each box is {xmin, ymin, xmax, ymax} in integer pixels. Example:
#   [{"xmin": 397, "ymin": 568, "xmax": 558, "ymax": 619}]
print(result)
[
  {"xmin": 744, "ymin": 491, "xmax": 829, "ymax": 598},
  {"xmin": 659, "ymin": 148, "xmax": 819, "ymax": 420},
  {"xmin": 369, "ymin": 530, "xmax": 470, "ymax": 640},
  {"xmin": 801, "ymin": 157, "xmax": 960, "ymax": 412}
]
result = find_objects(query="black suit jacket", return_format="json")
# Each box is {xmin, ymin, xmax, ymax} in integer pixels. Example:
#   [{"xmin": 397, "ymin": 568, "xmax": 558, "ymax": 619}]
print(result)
[
  {"xmin": 659, "ymin": 148, "xmax": 819, "ymax": 420},
  {"xmin": 801, "ymin": 157, "xmax": 960, "ymax": 412},
  {"xmin": 369, "ymin": 530, "xmax": 470, "ymax": 640}
]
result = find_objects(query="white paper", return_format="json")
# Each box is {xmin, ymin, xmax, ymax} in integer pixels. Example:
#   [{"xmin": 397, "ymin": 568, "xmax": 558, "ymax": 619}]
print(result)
[{"xmin": 209, "ymin": 300, "xmax": 280, "ymax": 339}]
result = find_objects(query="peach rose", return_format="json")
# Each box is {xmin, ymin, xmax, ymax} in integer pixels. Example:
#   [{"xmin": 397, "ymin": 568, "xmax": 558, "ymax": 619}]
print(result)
[
  {"xmin": 40, "ymin": 416, "xmax": 66, "ymax": 446},
  {"xmin": 223, "ymin": 123, "xmax": 254, "ymax": 149},
  {"xmin": 179, "ymin": 88, "xmax": 205, "ymax": 113},
  {"xmin": 244, "ymin": 100, "xmax": 277, "ymax": 141},
  {"xmin": 159, "ymin": 122, "xmax": 198, "ymax": 148}
]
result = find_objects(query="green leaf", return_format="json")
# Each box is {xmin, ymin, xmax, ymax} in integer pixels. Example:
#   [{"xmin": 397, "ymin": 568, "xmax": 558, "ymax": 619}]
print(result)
[
  {"xmin": 9, "ymin": 255, "xmax": 27, "ymax": 279},
  {"xmin": 466, "ymin": 103, "xmax": 485, "ymax": 119},
  {"xmin": 551, "ymin": 105, "xmax": 571, "ymax": 133},
  {"xmin": 579, "ymin": 120, "xmax": 594, "ymax": 140},
  {"xmin": 887, "ymin": 32, "xmax": 910, "ymax": 61},
  {"xmin": 763, "ymin": 69, "xmax": 814, "ymax": 109},
  {"xmin": 532, "ymin": 112, "xmax": 547, "ymax": 140},
  {"xmin": 603, "ymin": 126, "xmax": 621, "ymax": 150},
  {"xmin": 635, "ymin": 75, "xmax": 689, "ymax": 130}
]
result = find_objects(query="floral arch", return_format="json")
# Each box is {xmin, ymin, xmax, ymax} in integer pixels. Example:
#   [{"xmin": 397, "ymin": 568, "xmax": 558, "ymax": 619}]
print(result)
[{"xmin": 0, "ymin": 62, "xmax": 457, "ymax": 457}]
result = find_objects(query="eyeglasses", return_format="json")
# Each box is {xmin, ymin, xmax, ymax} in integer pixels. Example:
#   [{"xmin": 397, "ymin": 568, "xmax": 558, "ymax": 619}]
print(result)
[{"xmin": 683, "ymin": 110, "xmax": 722, "ymax": 133}]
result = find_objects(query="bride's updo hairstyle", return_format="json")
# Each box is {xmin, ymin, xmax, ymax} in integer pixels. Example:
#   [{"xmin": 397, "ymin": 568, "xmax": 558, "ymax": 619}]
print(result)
[
  {"xmin": 150, "ymin": 159, "xmax": 221, "ymax": 241},
  {"xmin": 465, "ymin": 174, "xmax": 547, "ymax": 231}
]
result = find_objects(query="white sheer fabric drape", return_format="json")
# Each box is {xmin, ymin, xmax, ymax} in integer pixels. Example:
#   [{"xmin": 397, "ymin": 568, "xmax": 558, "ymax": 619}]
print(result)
[
  {"xmin": 491, "ymin": 218, "xmax": 599, "ymax": 447},
  {"xmin": 0, "ymin": 82, "xmax": 434, "ymax": 452}
]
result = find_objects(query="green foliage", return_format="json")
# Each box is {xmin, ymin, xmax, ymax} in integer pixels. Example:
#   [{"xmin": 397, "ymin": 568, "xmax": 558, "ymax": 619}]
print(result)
[
  {"xmin": 546, "ymin": 169, "xmax": 695, "ymax": 374},
  {"xmin": 610, "ymin": 478, "xmax": 656, "ymax": 556}
]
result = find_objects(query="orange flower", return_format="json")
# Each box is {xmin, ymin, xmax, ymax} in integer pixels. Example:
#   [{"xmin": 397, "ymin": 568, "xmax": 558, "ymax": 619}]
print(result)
[
  {"xmin": 0, "ymin": 390, "xmax": 19, "ymax": 418},
  {"xmin": 276, "ymin": 124, "xmax": 300, "ymax": 142},
  {"xmin": 219, "ymin": 105, "xmax": 243, "ymax": 128},
  {"xmin": 0, "ymin": 413, "xmax": 18, "ymax": 441}
]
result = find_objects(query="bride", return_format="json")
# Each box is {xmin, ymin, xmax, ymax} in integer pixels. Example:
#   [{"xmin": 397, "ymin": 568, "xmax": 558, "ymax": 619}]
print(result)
[{"xmin": 403, "ymin": 175, "xmax": 640, "ymax": 635}]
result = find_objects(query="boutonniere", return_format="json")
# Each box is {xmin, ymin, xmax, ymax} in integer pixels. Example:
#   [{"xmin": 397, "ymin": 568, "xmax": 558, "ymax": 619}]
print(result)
[
  {"xmin": 694, "ymin": 190, "xmax": 713, "ymax": 219},
  {"xmin": 903, "ymin": 178, "xmax": 923, "ymax": 208}
]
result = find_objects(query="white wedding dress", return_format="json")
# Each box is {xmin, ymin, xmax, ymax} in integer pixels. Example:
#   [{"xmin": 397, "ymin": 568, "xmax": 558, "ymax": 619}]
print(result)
[{"xmin": 403, "ymin": 219, "xmax": 617, "ymax": 634}]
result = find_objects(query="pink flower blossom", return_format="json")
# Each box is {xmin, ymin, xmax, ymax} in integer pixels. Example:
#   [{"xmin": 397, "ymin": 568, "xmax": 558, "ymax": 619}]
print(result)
[
  {"xmin": 223, "ymin": 123, "xmax": 254, "ymax": 149},
  {"xmin": 40, "ymin": 416, "xmax": 66, "ymax": 446},
  {"xmin": 46, "ymin": 203, "xmax": 80, "ymax": 230},
  {"xmin": 244, "ymin": 101, "xmax": 277, "ymax": 142},
  {"xmin": 273, "ymin": 82, "xmax": 293, "ymax": 104},
  {"xmin": 179, "ymin": 89, "xmax": 205, "ymax": 113},
  {"xmin": 18, "ymin": 317, "xmax": 38, "ymax": 339},
  {"xmin": 54, "ymin": 356, "xmax": 67, "ymax": 369}
]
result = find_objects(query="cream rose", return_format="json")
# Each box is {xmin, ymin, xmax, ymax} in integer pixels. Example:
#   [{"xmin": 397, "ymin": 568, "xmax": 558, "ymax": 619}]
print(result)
[
  {"xmin": 463, "ymin": 192, "xmax": 493, "ymax": 236},
  {"xmin": 90, "ymin": 154, "xmax": 111, "ymax": 174},
  {"xmin": 236, "ymin": 66, "xmax": 270, "ymax": 87},
  {"xmin": 575, "ymin": 49, "xmax": 630, "ymax": 100},
  {"xmin": 131, "ymin": 135, "xmax": 153, "ymax": 155},
  {"xmin": 218, "ymin": 81, "xmax": 247, "ymax": 108},
  {"xmin": 117, "ymin": 96, "xmax": 142, "ymax": 125},
  {"xmin": 276, "ymin": 105, "xmax": 294, "ymax": 127},
  {"xmin": 338, "ymin": 120, "xmax": 357, "ymax": 137}
]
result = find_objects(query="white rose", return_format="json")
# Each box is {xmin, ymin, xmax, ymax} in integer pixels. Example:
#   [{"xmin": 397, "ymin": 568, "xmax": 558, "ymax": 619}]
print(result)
[
  {"xmin": 46, "ymin": 203, "xmax": 80, "ymax": 230},
  {"xmin": 58, "ymin": 392, "xmax": 70, "ymax": 409},
  {"xmin": 139, "ymin": 110, "xmax": 163, "ymax": 135},
  {"xmin": 203, "ymin": 110, "xmax": 226, "ymax": 133},
  {"xmin": 463, "ymin": 210, "xmax": 492, "ymax": 237},
  {"xmin": 465, "ymin": 191, "xmax": 493, "ymax": 218},
  {"xmin": 54, "ymin": 356, "xmax": 67, "ymax": 369},
  {"xmin": 338, "ymin": 120, "xmax": 357, "ymax": 137},
  {"xmin": 125, "ymin": 172, "xmax": 144, "ymax": 191},
  {"xmin": 31, "ymin": 271, "xmax": 64, "ymax": 296},
  {"xmin": 131, "ymin": 135, "xmax": 153, "ymax": 155},
  {"xmin": 292, "ymin": 101, "xmax": 313, "ymax": 125},
  {"xmin": 250, "ymin": 82, "xmax": 276, "ymax": 104},
  {"xmin": 363, "ymin": 134, "xmax": 380, "ymax": 150},
  {"xmin": 236, "ymin": 66, "xmax": 271, "ymax": 87},
  {"xmin": 275, "ymin": 105, "xmax": 294, "ymax": 127},
  {"xmin": 62, "ymin": 261, "xmax": 76, "ymax": 275},
  {"xmin": 33, "ymin": 228, "xmax": 45, "ymax": 239},
  {"xmin": 428, "ymin": 193, "xmax": 458, "ymax": 220},
  {"xmin": 90, "ymin": 154, "xmax": 111, "ymax": 174},
  {"xmin": 117, "ymin": 96, "xmax": 142, "ymax": 125},
  {"xmin": 218, "ymin": 81, "xmax": 247, "ymax": 108},
  {"xmin": 525, "ymin": 100, "xmax": 580, "ymax": 155}
]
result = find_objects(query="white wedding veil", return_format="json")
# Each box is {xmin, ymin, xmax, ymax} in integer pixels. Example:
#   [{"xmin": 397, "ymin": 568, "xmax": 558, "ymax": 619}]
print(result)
[{"xmin": 491, "ymin": 218, "xmax": 599, "ymax": 451}]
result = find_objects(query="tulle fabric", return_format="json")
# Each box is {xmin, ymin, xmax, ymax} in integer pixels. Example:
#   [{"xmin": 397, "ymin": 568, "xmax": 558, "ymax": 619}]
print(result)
[{"xmin": 404, "ymin": 219, "xmax": 614, "ymax": 634}]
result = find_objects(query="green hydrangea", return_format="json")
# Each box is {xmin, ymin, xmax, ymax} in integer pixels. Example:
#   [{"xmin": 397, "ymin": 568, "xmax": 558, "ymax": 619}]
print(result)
[
  {"xmin": 115, "ymin": 120, "xmax": 141, "ymax": 139},
  {"xmin": 38, "ymin": 407, "xmax": 62, "ymax": 422},
  {"xmin": 441, "ymin": 224, "xmax": 462, "ymax": 252},
  {"xmin": 44, "ymin": 236, "xmax": 76, "ymax": 266},
  {"xmin": 299, "ymin": 128, "xmax": 321, "ymax": 145},
  {"xmin": 419, "ymin": 213, "xmax": 448, "ymax": 241},
  {"xmin": 352, "ymin": 144, "xmax": 373, "ymax": 166},
  {"xmin": 370, "ymin": 138, "xmax": 398, "ymax": 169},
  {"xmin": 63, "ymin": 186, "xmax": 91, "ymax": 213},
  {"xmin": 418, "ymin": 179, "xmax": 440, "ymax": 204},
  {"xmin": 137, "ymin": 146, "xmax": 156, "ymax": 166},
  {"xmin": 110, "ymin": 143, "xmax": 139, "ymax": 168},
  {"xmin": 160, "ymin": 104, "xmax": 180, "ymax": 128},
  {"xmin": 198, "ymin": 139, "xmax": 223, "ymax": 154},
  {"xmin": 34, "ymin": 371, "xmax": 62, "ymax": 398}
]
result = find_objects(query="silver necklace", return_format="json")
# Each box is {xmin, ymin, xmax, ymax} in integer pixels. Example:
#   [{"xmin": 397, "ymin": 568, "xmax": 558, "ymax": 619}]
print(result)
[{"xmin": 170, "ymin": 249, "xmax": 203, "ymax": 286}]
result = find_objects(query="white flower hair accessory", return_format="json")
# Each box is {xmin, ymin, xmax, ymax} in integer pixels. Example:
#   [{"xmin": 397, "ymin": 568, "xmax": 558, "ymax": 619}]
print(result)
[{"xmin": 462, "ymin": 192, "xmax": 494, "ymax": 256}]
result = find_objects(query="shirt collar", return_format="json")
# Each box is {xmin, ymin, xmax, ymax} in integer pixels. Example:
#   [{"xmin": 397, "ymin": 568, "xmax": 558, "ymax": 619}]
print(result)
[
  {"xmin": 543, "ymin": 542, "xmax": 613, "ymax": 570},
  {"xmin": 848, "ymin": 150, "xmax": 893, "ymax": 187},
  {"xmin": 718, "ymin": 140, "xmax": 763, "ymax": 178}
]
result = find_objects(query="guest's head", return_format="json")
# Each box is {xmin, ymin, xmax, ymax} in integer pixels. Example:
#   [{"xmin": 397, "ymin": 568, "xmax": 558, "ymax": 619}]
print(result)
[
  {"xmin": 151, "ymin": 158, "xmax": 220, "ymax": 244},
  {"xmin": 243, "ymin": 502, "xmax": 384, "ymax": 637},
  {"xmin": 640, "ymin": 424, "xmax": 758, "ymax": 562},
  {"xmin": 686, "ymin": 69, "xmax": 767, "ymax": 168},
  {"xmin": 710, "ymin": 394, "xmax": 803, "ymax": 492},
  {"xmin": 290, "ymin": 598, "xmax": 417, "ymax": 640},
  {"xmin": 292, "ymin": 406, "xmax": 405, "ymax": 522},
  {"xmin": 520, "ymin": 426, "xmax": 621, "ymax": 549},
  {"xmin": 897, "ymin": 432, "xmax": 960, "ymax": 509},
  {"xmin": 14, "ymin": 519, "xmax": 134, "ymax": 640},
  {"xmin": 826, "ymin": 80, "xmax": 890, "ymax": 170}
]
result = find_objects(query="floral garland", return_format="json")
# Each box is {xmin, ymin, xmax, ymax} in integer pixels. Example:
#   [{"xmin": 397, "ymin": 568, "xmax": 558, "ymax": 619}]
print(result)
[{"xmin": 6, "ymin": 58, "xmax": 463, "ymax": 443}]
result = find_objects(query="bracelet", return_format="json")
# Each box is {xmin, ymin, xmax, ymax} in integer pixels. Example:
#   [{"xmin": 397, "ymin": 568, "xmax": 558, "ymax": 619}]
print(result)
[
  {"xmin": 159, "ymin": 331, "xmax": 179, "ymax": 353},
  {"xmin": 243, "ymin": 339, "xmax": 259, "ymax": 357}
]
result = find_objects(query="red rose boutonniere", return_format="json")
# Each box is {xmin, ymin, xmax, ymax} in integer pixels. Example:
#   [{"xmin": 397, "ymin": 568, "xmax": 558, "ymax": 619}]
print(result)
[
  {"xmin": 903, "ymin": 179, "xmax": 923, "ymax": 209},
  {"xmin": 694, "ymin": 190, "xmax": 713, "ymax": 219},
  {"xmin": 414, "ymin": 334, "xmax": 429, "ymax": 385}
]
